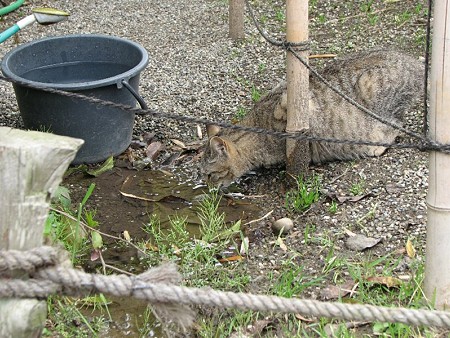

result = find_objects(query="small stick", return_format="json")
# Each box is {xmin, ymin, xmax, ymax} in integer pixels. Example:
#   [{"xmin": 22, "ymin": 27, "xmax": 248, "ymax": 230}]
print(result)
[
  {"xmin": 309, "ymin": 54, "xmax": 337, "ymax": 59},
  {"xmin": 243, "ymin": 210, "xmax": 274, "ymax": 226}
]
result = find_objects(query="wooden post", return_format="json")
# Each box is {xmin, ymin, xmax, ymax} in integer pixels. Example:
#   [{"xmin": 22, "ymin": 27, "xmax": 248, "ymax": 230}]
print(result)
[
  {"xmin": 285, "ymin": 0, "xmax": 310, "ymax": 178},
  {"xmin": 0, "ymin": 127, "xmax": 83, "ymax": 337},
  {"xmin": 425, "ymin": 0, "xmax": 450, "ymax": 310},
  {"xmin": 229, "ymin": 0, "xmax": 245, "ymax": 40}
]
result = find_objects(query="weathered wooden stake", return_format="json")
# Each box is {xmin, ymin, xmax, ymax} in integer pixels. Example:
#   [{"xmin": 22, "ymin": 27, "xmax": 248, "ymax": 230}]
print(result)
[
  {"xmin": 286, "ymin": 0, "xmax": 310, "ymax": 178},
  {"xmin": 424, "ymin": 0, "xmax": 450, "ymax": 310},
  {"xmin": 0, "ymin": 127, "xmax": 83, "ymax": 337},
  {"xmin": 229, "ymin": 0, "xmax": 245, "ymax": 40}
]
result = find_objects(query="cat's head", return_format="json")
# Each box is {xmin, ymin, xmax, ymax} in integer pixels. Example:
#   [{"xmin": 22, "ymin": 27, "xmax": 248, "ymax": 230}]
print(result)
[{"xmin": 200, "ymin": 125, "xmax": 241, "ymax": 188}]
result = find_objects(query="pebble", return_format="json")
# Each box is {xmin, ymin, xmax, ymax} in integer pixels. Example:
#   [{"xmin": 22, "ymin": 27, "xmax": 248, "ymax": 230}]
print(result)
[{"xmin": 271, "ymin": 217, "xmax": 294, "ymax": 235}]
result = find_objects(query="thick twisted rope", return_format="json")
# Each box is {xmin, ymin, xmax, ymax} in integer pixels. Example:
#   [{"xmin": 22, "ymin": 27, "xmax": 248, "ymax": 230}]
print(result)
[
  {"xmin": 0, "ymin": 246, "xmax": 59, "ymax": 274},
  {"xmin": 1, "ymin": 247, "xmax": 450, "ymax": 329}
]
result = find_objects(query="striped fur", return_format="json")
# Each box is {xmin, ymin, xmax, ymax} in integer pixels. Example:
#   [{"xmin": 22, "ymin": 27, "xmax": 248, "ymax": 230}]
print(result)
[{"xmin": 201, "ymin": 49, "xmax": 423, "ymax": 187}]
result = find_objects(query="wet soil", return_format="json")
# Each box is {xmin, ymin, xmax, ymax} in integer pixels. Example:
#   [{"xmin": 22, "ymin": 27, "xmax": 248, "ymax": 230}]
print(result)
[{"xmin": 63, "ymin": 165, "xmax": 260, "ymax": 267}]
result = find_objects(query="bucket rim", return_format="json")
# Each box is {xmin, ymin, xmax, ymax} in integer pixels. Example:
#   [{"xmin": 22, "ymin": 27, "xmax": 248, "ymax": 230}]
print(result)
[{"xmin": 1, "ymin": 33, "xmax": 149, "ymax": 90}]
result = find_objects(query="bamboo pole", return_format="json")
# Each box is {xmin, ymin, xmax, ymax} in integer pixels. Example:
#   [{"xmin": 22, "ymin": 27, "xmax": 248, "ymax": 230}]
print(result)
[
  {"xmin": 229, "ymin": 0, "xmax": 245, "ymax": 40},
  {"xmin": 286, "ymin": 0, "xmax": 310, "ymax": 177},
  {"xmin": 0, "ymin": 127, "xmax": 83, "ymax": 337},
  {"xmin": 425, "ymin": 0, "xmax": 450, "ymax": 310}
]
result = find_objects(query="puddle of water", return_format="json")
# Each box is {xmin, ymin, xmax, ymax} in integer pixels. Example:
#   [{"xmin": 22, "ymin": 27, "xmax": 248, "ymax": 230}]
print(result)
[
  {"xmin": 63, "ymin": 167, "xmax": 261, "ymax": 336},
  {"xmin": 77, "ymin": 296, "xmax": 162, "ymax": 337},
  {"xmin": 119, "ymin": 169, "xmax": 260, "ymax": 232}
]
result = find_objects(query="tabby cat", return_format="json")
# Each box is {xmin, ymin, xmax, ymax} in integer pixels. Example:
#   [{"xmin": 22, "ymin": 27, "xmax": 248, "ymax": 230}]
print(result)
[{"xmin": 201, "ymin": 49, "xmax": 423, "ymax": 187}]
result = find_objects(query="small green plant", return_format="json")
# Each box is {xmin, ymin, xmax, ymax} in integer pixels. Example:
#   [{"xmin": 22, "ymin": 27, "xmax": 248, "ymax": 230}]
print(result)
[
  {"xmin": 367, "ymin": 12, "xmax": 379, "ymax": 25},
  {"xmin": 45, "ymin": 183, "xmax": 101, "ymax": 263},
  {"xmin": 322, "ymin": 246, "xmax": 340, "ymax": 274},
  {"xmin": 358, "ymin": 0, "xmax": 379, "ymax": 25},
  {"xmin": 329, "ymin": 200, "xmax": 338, "ymax": 214},
  {"xmin": 233, "ymin": 106, "xmax": 247, "ymax": 122},
  {"xmin": 318, "ymin": 13, "xmax": 326, "ymax": 24},
  {"xmin": 360, "ymin": 0, "xmax": 373, "ymax": 13},
  {"xmin": 251, "ymin": 84, "xmax": 262, "ymax": 102},
  {"xmin": 397, "ymin": 10, "xmax": 412, "ymax": 25},
  {"xmin": 414, "ymin": 27, "xmax": 427, "ymax": 48},
  {"xmin": 356, "ymin": 203, "xmax": 378, "ymax": 228},
  {"xmin": 257, "ymin": 62, "xmax": 266, "ymax": 73},
  {"xmin": 143, "ymin": 214, "xmax": 190, "ymax": 260},
  {"xmin": 349, "ymin": 179, "xmax": 365, "ymax": 196},
  {"xmin": 269, "ymin": 259, "xmax": 323, "ymax": 297},
  {"xmin": 44, "ymin": 183, "xmax": 108, "ymax": 337},
  {"xmin": 275, "ymin": 9, "xmax": 285, "ymax": 23},
  {"xmin": 141, "ymin": 188, "xmax": 244, "ymax": 289},
  {"xmin": 414, "ymin": 2, "xmax": 429, "ymax": 18},
  {"xmin": 137, "ymin": 306, "xmax": 158, "ymax": 337},
  {"xmin": 303, "ymin": 223, "xmax": 316, "ymax": 244},
  {"xmin": 285, "ymin": 174, "xmax": 321, "ymax": 213},
  {"xmin": 260, "ymin": 14, "xmax": 268, "ymax": 24}
]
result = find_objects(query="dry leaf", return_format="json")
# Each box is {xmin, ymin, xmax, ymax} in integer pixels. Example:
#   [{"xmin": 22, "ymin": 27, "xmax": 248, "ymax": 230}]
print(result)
[
  {"xmin": 398, "ymin": 274, "xmax": 412, "ymax": 282},
  {"xmin": 144, "ymin": 242, "xmax": 159, "ymax": 251},
  {"xmin": 172, "ymin": 245, "xmax": 182, "ymax": 255},
  {"xmin": 343, "ymin": 228, "xmax": 357, "ymax": 237},
  {"xmin": 146, "ymin": 141, "xmax": 163, "ymax": 160},
  {"xmin": 170, "ymin": 139, "xmax": 186, "ymax": 149},
  {"xmin": 294, "ymin": 313, "xmax": 316, "ymax": 323},
  {"xmin": 196, "ymin": 124, "xmax": 203, "ymax": 139},
  {"xmin": 240, "ymin": 236, "xmax": 249, "ymax": 255},
  {"xmin": 90, "ymin": 249, "xmax": 101, "ymax": 261},
  {"xmin": 276, "ymin": 237, "xmax": 288, "ymax": 252},
  {"xmin": 366, "ymin": 276, "xmax": 402, "ymax": 288},
  {"xmin": 119, "ymin": 190, "xmax": 157, "ymax": 202},
  {"xmin": 218, "ymin": 255, "xmax": 244, "ymax": 263},
  {"xmin": 123, "ymin": 230, "xmax": 131, "ymax": 242},
  {"xmin": 320, "ymin": 280, "xmax": 357, "ymax": 300},
  {"xmin": 309, "ymin": 53, "xmax": 337, "ymax": 59},
  {"xmin": 406, "ymin": 239, "xmax": 416, "ymax": 258}
]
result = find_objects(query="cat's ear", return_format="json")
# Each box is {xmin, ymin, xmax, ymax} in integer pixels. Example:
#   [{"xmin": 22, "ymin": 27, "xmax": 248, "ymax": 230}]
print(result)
[
  {"xmin": 209, "ymin": 136, "xmax": 229, "ymax": 157},
  {"xmin": 206, "ymin": 124, "xmax": 221, "ymax": 138}
]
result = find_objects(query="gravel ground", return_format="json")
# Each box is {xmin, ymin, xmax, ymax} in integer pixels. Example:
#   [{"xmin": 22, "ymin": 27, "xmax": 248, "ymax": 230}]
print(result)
[{"xmin": 0, "ymin": 0, "xmax": 434, "ymax": 335}]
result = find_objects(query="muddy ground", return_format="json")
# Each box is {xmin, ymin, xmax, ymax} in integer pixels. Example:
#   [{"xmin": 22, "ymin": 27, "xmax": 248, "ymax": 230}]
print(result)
[{"xmin": 0, "ymin": 0, "xmax": 441, "ymax": 336}]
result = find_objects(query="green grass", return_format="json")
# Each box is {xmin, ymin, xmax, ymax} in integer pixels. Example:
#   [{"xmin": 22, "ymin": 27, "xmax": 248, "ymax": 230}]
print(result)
[
  {"xmin": 233, "ymin": 106, "xmax": 248, "ymax": 122},
  {"xmin": 43, "ymin": 296, "xmax": 107, "ymax": 337},
  {"xmin": 44, "ymin": 184, "xmax": 109, "ymax": 337},
  {"xmin": 45, "ymin": 183, "xmax": 100, "ymax": 264},
  {"xmin": 328, "ymin": 200, "xmax": 338, "ymax": 214},
  {"xmin": 285, "ymin": 173, "xmax": 321, "ymax": 213},
  {"xmin": 251, "ymin": 84, "xmax": 262, "ymax": 102},
  {"xmin": 43, "ymin": 183, "xmax": 442, "ymax": 337},
  {"xmin": 350, "ymin": 179, "xmax": 365, "ymax": 196},
  {"xmin": 140, "ymin": 188, "xmax": 247, "ymax": 290},
  {"xmin": 275, "ymin": 8, "xmax": 285, "ymax": 23},
  {"xmin": 318, "ymin": 13, "xmax": 326, "ymax": 24}
]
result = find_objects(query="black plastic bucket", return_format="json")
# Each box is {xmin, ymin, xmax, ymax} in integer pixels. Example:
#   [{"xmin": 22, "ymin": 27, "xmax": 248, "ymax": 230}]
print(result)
[{"xmin": 1, "ymin": 34, "xmax": 149, "ymax": 164}]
